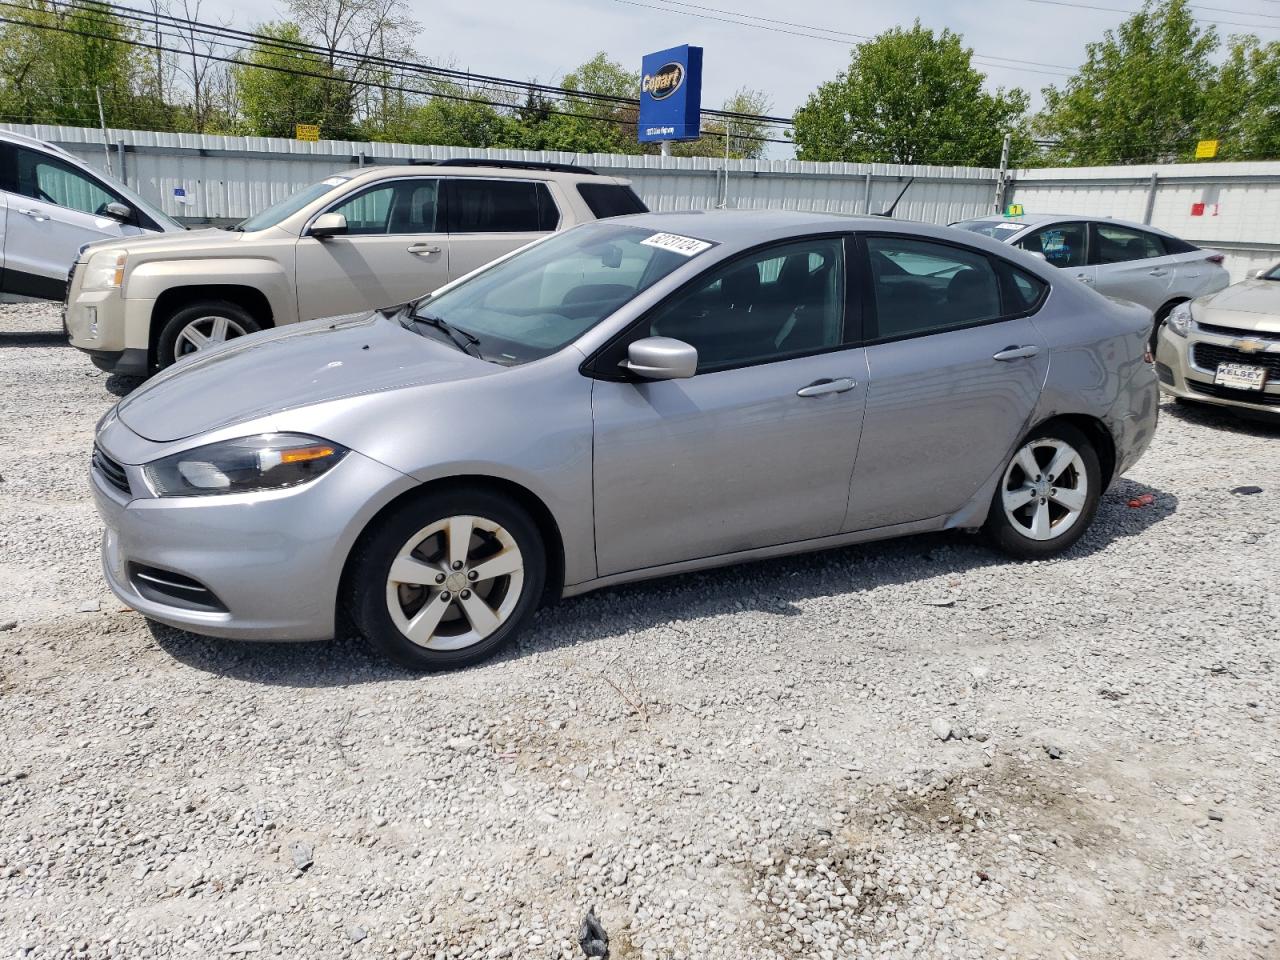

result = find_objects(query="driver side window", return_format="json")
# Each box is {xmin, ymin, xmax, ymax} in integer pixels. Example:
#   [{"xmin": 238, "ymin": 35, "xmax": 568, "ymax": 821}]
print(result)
[
  {"xmin": 15, "ymin": 147, "xmax": 118, "ymax": 216},
  {"xmin": 646, "ymin": 237, "xmax": 846, "ymax": 373}
]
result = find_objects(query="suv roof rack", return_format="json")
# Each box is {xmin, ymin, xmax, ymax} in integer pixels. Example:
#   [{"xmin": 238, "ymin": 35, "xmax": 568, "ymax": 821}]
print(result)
[{"xmin": 407, "ymin": 158, "xmax": 598, "ymax": 175}]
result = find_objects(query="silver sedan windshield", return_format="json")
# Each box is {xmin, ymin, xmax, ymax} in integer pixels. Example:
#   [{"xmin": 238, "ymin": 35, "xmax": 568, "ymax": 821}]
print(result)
[{"xmin": 414, "ymin": 222, "xmax": 704, "ymax": 365}]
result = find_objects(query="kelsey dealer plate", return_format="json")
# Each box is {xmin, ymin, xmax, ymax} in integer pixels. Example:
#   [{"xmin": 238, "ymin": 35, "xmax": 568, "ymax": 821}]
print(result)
[{"xmin": 1214, "ymin": 362, "xmax": 1267, "ymax": 391}]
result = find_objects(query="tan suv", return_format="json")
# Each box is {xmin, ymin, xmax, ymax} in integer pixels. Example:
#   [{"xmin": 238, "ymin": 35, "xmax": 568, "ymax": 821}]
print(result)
[{"xmin": 65, "ymin": 160, "xmax": 646, "ymax": 375}]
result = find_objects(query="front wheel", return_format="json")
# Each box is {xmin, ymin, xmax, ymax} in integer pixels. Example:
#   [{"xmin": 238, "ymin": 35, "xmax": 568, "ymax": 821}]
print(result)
[
  {"xmin": 984, "ymin": 423, "xmax": 1102, "ymax": 559},
  {"xmin": 155, "ymin": 299, "xmax": 262, "ymax": 371},
  {"xmin": 347, "ymin": 490, "xmax": 546, "ymax": 671}
]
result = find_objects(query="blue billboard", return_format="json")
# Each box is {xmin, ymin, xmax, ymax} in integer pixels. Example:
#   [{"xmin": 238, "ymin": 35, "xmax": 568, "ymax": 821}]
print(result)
[{"xmin": 638, "ymin": 45, "xmax": 703, "ymax": 143}]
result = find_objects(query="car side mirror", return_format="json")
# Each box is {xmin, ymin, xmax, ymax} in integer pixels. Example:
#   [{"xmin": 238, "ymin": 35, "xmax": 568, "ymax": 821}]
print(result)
[
  {"xmin": 621, "ymin": 336, "xmax": 697, "ymax": 380},
  {"xmin": 1027, "ymin": 250, "xmax": 1048, "ymax": 262},
  {"xmin": 310, "ymin": 212, "xmax": 348, "ymax": 239},
  {"xmin": 1246, "ymin": 268, "xmax": 1262, "ymax": 279},
  {"xmin": 104, "ymin": 201, "xmax": 132, "ymax": 222}
]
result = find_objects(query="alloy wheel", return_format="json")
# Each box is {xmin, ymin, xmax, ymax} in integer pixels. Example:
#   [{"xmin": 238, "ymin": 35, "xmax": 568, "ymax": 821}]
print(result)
[
  {"xmin": 1000, "ymin": 438, "xmax": 1089, "ymax": 542},
  {"xmin": 384, "ymin": 515, "xmax": 525, "ymax": 651},
  {"xmin": 174, "ymin": 315, "xmax": 250, "ymax": 360}
]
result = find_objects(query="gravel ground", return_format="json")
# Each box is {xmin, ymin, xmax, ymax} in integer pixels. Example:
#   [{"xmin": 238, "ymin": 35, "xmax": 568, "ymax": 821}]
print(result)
[{"xmin": 1, "ymin": 300, "xmax": 1278, "ymax": 960}]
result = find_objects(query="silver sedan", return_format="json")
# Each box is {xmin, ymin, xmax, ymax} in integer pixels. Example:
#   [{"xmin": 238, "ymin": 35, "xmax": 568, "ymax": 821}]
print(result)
[{"xmin": 91, "ymin": 211, "xmax": 1159, "ymax": 670}]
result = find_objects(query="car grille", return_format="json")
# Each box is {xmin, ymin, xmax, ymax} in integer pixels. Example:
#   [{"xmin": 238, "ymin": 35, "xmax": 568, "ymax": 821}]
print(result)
[
  {"xmin": 92, "ymin": 445, "xmax": 131, "ymax": 495},
  {"xmin": 1193, "ymin": 343, "xmax": 1280, "ymax": 378},
  {"xmin": 1196, "ymin": 321, "xmax": 1280, "ymax": 343},
  {"xmin": 1188, "ymin": 381, "xmax": 1280, "ymax": 406}
]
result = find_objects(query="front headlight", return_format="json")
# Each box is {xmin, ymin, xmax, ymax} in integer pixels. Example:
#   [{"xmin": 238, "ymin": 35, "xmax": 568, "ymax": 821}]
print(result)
[
  {"xmin": 1165, "ymin": 301, "xmax": 1193, "ymax": 337},
  {"xmin": 144, "ymin": 433, "xmax": 348, "ymax": 498},
  {"xmin": 81, "ymin": 248, "xmax": 127, "ymax": 290}
]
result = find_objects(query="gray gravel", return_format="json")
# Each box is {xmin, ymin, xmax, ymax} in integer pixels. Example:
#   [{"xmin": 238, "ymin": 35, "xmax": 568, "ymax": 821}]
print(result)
[{"xmin": 2, "ymin": 301, "xmax": 1279, "ymax": 959}]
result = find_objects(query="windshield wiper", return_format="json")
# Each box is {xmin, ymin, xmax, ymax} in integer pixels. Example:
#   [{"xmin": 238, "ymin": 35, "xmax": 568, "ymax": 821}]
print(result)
[{"xmin": 408, "ymin": 312, "xmax": 482, "ymax": 358}]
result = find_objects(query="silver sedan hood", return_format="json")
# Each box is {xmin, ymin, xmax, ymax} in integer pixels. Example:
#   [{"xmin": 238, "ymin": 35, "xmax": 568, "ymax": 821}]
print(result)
[
  {"xmin": 1197, "ymin": 279, "xmax": 1280, "ymax": 333},
  {"xmin": 116, "ymin": 311, "xmax": 497, "ymax": 442}
]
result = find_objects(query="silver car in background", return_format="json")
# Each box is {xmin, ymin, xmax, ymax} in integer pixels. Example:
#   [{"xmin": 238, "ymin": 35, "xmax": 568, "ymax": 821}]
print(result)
[
  {"xmin": 1155, "ymin": 261, "xmax": 1280, "ymax": 417},
  {"xmin": 953, "ymin": 213, "xmax": 1229, "ymax": 340},
  {"xmin": 91, "ymin": 211, "xmax": 1158, "ymax": 671}
]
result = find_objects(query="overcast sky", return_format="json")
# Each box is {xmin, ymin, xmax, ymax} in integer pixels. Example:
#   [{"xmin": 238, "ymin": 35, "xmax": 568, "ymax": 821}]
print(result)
[{"xmin": 201, "ymin": 0, "xmax": 1280, "ymax": 149}]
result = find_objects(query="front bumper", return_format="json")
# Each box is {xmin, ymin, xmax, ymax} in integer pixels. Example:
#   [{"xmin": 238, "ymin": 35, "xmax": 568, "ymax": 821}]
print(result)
[
  {"xmin": 92, "ymin": 424, "xmax": 417, "ymax": 641},
  {"xmin": 65, "ymin": 269, "xmax": 155, "ymax": 375},
  {"xmin": 1155, "ymin": 323, "xmax": 1280, "ymax": 416}
]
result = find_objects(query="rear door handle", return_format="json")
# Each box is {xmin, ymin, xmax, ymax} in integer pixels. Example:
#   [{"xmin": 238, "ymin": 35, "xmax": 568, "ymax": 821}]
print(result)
[
  {"xmin": 17, "ymin": 208, "xmax": 48, "ymax": 222},
  {"xmin": 407, "ymin": 243, "xmax": 441, "ymax": 256},
  {"xmin": 1074, "ymin": 273, "xmax": 1093, "ymax": 284},
  {"xmin": 993, "ymin": 345, "xmax": 1041, "ymax": 361},
  {"xmin": 797, "ymin": 377, "xmax": 856, "ymax": 397},
  {"xmin": 1148, "ymin": 269, "xmax": 1169, "ymax": 277}
]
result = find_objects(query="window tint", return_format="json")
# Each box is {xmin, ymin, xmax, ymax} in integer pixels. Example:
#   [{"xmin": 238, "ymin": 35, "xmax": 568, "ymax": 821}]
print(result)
[
  {"xmin": 327, "ymin": 179, "xmax": 440, "ymax": 236},
  {"xmin": 14, "ymin": 147, "xmax": 118, "ymax": 216},
  {"xmin": 577, "ymin": 182, "xmax": 648, "ymax": 218},
  {"xmin": 1002, "ymin": 263, "xmax": 1049, "ymax": 312},
  {"xmin": 866, "ymin": 237, "xmax": 1001, "ymax": 339},
  {"xmin": 447, "ymin": 179, "xmax": 559, "ymax": 233},
  {"xmin": 1093, "ymin": 223, "xmax": 1166, "ymax": 263},
  {"xmin": 1017, "ymin": 222, "xmax": 1087, "ymax": 268},
  {"xmin": 646, "ymin": 237, "xmax": 845, "ymax": 373}
]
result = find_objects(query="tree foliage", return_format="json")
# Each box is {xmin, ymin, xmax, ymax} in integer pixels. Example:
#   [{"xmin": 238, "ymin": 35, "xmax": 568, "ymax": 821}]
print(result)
[
  {"xmin": 791, "ymin": 23, "xmax": 1033, "ymax": 166},
  {"xmin": 1035, "ymin": 0, "xmax": 1218, "ymax": 163}
]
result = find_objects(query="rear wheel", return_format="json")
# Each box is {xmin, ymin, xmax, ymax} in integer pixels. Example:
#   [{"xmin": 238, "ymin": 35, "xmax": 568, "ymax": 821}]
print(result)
[
  {"xmin": 984, "ymin": 423, "xmax": 1102, "ymax": 559},
  {"xmin": 155, "ymin": 299, "xmax": 261, "ymax": 371},
  {"xmin": 347, "ymin": 490, "xmax": 545, "ymax": 671}
]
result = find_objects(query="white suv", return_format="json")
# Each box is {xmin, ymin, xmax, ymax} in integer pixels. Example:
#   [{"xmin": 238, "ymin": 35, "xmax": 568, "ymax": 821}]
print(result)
[
  {"xmin": 65, "ymin": 160, "xmax": 647, "ymax": 376},
  {"xmin": 0, "ymin": 129, "xmax": 184, "ymax": 300}
]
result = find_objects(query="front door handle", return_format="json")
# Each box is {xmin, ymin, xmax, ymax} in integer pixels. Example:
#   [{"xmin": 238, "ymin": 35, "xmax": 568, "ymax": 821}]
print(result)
[
  {"xmin": 407, "ymin": 243, "xmax": 441, "ymax": 256},
  {"xmin": 993, "ymin": 344, "xmax": 1041, "ymax": 362},
  {"xmin": 1074, "ymin": 273, "xmax": 1093, "ymax": 284},
  {"xmin": 1148, "ymin": 269, "xmax": 1168, "ymax": 277},
  {"xmin": 17, "ymin": 208, "xmax": 48, "ymax": 222},
  {"xmin": 797, "ymin": 377, "xmax": 856, "ymax": 397}
]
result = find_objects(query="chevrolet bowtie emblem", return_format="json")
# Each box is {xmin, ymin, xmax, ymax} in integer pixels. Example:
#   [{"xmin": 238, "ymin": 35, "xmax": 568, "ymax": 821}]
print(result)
[{"xmin": 1234, "ymin": 338, "xmax": 1266, "ymax": 353}]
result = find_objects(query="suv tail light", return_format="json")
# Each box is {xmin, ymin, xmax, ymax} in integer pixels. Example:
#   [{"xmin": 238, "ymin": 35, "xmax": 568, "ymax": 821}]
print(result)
[{"xmin": 1205, "ymin": 253, "xmax": 1225, "ymax": 264}]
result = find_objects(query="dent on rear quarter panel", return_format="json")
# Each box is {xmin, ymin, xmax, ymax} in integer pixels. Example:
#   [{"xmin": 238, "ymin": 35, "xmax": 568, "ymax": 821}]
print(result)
[{"xmin": 1029, "ymin": 291, "xmax": 1157, "ymax": 478}]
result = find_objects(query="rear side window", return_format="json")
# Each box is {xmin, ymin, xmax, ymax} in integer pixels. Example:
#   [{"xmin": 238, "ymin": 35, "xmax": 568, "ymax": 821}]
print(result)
[
  {"xmin": 1000, "ymin": 263, "xmax": 1049, "ymax": 313},
  {"xmin": 577, "ymin": 182, "xmax": 648, "ymax": 219},
  {"xmin": 866, "ymin": 237, "xmax": 1003, "ymax": 340},
  {"xmin": 1093, "ymin": 223, "xmax": 1167, "ymax": 263},
  {"xmin": 1017, "ymin": 222, "xmax": 1087, "ymax": 268},
  {"xmin": 447, "ymin": 179, "xmax": 559, "ymax": 233}
]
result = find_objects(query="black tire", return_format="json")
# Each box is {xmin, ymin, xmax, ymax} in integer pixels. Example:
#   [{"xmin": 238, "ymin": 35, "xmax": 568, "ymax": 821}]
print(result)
[
  {"xmin": 347, "ymin": 489, "xmax": 545, "ymax": 671},
  {"xmin": 1150, "ymin": 300, "xmax": 1183, "ymax": 352},
  {"xmin": 154, "ymin": 299, "xmax": 262, "ymax": 372},
  {"xmin": 984, "ymin": 422, "xmax": 1102, "ymax": 560}
]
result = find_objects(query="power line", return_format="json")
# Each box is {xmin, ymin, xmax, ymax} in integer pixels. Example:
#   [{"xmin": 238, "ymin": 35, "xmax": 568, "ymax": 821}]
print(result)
[
  {"xmin": 1023, "ymin": 0, "xmax": 1280, "ymax": 31},
  {"xmin": 0, "ymin": 8, "xmax": 798, "ymax": 145},
  {"xmin": 58, "ymin": 0, "xmax": 796, "ymax": 127},
  {"xmin": 607, "ymin": 0, "xmax": 1077, "ymax": 77}
]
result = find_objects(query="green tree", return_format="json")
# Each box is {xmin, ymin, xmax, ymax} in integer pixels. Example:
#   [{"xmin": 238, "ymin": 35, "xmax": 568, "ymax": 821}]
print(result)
[
  {"xmin": 518, "ymin": 53, "xmax": 642, "ymax": 154},
  {"xmin": 791, "ymin": 23, "xmax": 1031, "ymax": 166},
  {"xmin": 232, "ymin": 21, "xmax": 355, "ymax": 139},
  {"xmin": 1201, "ymin": 36, "xmax": 1280, "ymax": 161},
  {"xmin": 676, "ymin": 88, "xmax": 773, "ymax": 160},
  {"xmin": 0, "ymin": 0, "xmax": 135, "ymax": 127},
  {"xmin": 1035, "ymin": 0, "xmax": 1218, "ymax": 164}
]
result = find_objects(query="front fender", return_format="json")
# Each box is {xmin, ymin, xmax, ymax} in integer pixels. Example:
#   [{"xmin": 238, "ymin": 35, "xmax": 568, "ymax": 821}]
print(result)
[{"xmin": 125, "ymin": 258, "xmax": 296, "ymax": 325}]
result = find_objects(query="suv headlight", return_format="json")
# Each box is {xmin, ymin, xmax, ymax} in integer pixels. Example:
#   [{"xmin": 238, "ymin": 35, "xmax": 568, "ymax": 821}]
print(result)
[
  {"xmin": 143, "ymin": 433, "xmax": 348, "ymax": 497},
  {"xmin": 81, "ymin": 248, "xmax": 127, "ymax": 290},
  {"xmin": 1165, "ymin": 301, "xmax": 1194, "ymax": 337}
]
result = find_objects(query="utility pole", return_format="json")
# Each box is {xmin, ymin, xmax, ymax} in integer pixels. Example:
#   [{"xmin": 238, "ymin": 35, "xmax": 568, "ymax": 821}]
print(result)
[
  {"xmin": 96, "ymin": 87, "xmax": 115, "ymax": 178},
  {"xmin": 993, "ymin": 132, "xmax": 1011, "ymax": 213}
]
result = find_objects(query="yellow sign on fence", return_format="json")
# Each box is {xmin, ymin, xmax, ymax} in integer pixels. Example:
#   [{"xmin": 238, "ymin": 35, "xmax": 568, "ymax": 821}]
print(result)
[
  {"xmin": 295, "ymin": 123, "xmax": 320, "ymax": 142},
  {"xmin": 1195, "ymin": 139, "xmax": 1219, "ymax": 159}
]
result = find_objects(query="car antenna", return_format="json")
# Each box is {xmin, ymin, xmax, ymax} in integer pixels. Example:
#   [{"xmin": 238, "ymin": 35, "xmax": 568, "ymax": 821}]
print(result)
[{"xmin": 875, "ymin": 178, "xmax": 915, "ymax": 218}]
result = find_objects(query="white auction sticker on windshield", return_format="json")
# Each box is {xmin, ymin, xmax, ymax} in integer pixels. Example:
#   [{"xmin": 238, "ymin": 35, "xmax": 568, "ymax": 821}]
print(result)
[
  {"xmin": 640, "ymin": 232, "xmax": 714, "ymax": 256},
  {"xmin": 322, "ymin": 176, "xmax": 350, "ymax": 187}
]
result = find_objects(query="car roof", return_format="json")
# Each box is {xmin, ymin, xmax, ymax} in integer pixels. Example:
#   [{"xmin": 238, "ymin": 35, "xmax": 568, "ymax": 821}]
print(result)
[
  {"xmin": 0, "ymin": 127, "xmax": 79, "ymax": 160},
  {"xmin": 351, "ymin": 164, "xmax": 622, "ymax": 183}
]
